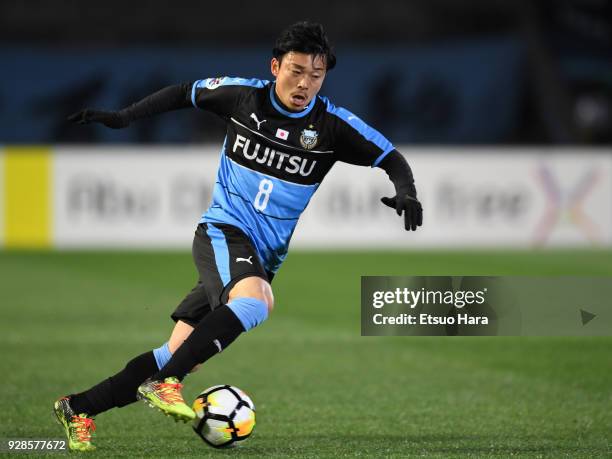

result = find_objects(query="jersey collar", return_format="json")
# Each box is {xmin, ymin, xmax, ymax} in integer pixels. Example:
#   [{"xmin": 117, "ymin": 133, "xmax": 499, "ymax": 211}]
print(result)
[{"xmin": 269, "ymin": 83, "xmax": 315, "ymax": 118}]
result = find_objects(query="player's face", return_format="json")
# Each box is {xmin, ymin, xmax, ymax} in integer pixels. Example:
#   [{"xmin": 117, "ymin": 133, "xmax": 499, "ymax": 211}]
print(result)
[{"xmin": 271, "ymin": 52, "xmax": 327, "ymax": 111}]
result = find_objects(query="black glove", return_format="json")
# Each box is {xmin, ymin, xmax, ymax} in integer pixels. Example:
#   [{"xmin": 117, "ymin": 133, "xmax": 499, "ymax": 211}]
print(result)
[
  {"xmin": 381, "ymin": 192, "xmax": 423, "ymax": 231},
  {"xmin": 67, "ymin": 109, "xmax": 129, "ymax": 129}
]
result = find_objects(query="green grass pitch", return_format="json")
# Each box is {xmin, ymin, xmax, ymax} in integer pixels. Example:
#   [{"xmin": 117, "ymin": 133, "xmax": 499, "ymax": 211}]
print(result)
[{"xmin": 1, "ymin": 249, "xmax": 610, "ymax": 458}]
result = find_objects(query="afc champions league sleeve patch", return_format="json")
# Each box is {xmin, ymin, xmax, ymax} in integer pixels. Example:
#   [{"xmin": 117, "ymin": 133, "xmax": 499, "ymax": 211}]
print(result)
[
  {"xmin": 205, "ymin": 77, "xmax": 226, "ymax": 90},
  {"xmin": 299, "ymin": 125, "xmax": 319, "ymax": 150}
]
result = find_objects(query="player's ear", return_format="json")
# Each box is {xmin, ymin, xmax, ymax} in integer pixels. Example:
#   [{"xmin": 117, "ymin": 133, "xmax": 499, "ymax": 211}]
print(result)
[{"xmin": 270, "ymin": 58, "xmax": 280, "ymax": 78}]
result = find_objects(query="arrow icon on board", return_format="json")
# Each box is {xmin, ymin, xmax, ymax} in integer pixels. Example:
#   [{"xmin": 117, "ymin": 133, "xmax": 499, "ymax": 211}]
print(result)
[{"xmin": 580, "ymin": 309, "xmax": 596, "ymax": 326}]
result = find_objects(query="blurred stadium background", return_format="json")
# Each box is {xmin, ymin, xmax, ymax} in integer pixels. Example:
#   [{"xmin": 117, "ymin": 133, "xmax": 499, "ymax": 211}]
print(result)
[{"xmin": 1, "ymin": 1, "xmax": 611, "ymax": 457}]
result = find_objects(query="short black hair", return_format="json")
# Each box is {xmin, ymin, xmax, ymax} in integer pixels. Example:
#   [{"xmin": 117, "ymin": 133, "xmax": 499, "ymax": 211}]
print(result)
[{"xmin": 272, "ymin": 21, "xmax": 336, "ymax": 71}]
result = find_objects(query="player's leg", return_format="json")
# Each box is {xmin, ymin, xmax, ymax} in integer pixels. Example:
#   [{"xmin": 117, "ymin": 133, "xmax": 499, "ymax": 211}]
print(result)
[
  {"xmin": 137, "ymin": 223, "xmax": 273, "ymax": 421},
  {"xmin": 53, "ymin": 318, "xmax": 196, "ymax": 451},
  {"xmin": 53, "ymin": 273, "xmax": 219, "ymax": 451},
  {"xmin": 138, "ymin": 276, "xmax": 272, "ymax": 421},
  {"xmin": 62, "ymin": 280, "xmax": 207, "ymax": 412},
  {"xmin": 149, "ymin": 275, "xmax": 273, "ymax": 381}
]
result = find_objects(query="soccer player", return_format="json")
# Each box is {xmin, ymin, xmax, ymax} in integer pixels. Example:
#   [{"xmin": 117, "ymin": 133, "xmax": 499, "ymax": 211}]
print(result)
[{"xmin": 54, "ymin": 21, "xmax": 422, "ymax": 451}]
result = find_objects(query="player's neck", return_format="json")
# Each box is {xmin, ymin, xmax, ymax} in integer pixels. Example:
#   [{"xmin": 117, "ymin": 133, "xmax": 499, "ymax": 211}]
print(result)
[{"xmin": 272, "ymin": 84, "xmax": 306, "ymax": 113}]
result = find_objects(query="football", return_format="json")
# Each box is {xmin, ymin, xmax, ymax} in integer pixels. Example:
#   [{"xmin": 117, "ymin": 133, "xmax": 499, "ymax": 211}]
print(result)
[{"xmin": 192, "ymin": 385, "xmax": 256, "ymax": 448}]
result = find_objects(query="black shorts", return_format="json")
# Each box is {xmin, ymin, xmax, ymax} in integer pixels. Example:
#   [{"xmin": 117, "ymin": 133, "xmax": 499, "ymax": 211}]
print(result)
[{"xmin": 171, "ymin": 223, "xmax": 274, "ymax": 327}]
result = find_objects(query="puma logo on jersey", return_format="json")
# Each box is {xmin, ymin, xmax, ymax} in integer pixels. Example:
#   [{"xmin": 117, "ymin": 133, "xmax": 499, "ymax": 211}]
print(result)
[
  {"xmin": 250, "ymin": 113, "xmax": 267, "ymax": 130},
  {"xmin": 232, "ymin": 134, "xmax": 317, "ymax": 177},
  {"xmin": 236, "ymin": 256, "xmax": 253, "ymax": 264}
]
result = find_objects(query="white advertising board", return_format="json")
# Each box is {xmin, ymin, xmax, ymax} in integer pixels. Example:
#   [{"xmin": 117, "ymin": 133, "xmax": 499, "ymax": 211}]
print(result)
[
  {"xmin": 54, "ymin": 147, "xmax": 218, "ymax": 248},
  {"xmin": 297, "ymin": 149, "xmax": 612, "ymax": 248},
  {"xmin": 51, "ymin": 147, "xmax": 611, "ymax": 249}
]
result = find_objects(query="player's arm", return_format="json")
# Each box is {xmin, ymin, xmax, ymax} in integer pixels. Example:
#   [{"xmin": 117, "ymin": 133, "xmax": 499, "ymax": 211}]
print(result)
[
  {"xmin": 68, "ymin": 77, "xmax": 246, "ymax": 128},
  {"xmin": 331, "ymin": 107, "xmax": 423, "ymax": 231},
  {"xmin": 377, "ymin": 150, "xmax": 423, "ymax": 231},
  {"xmin": 68, "ymin": 83, "xmax": 194, "ymax": 129}
]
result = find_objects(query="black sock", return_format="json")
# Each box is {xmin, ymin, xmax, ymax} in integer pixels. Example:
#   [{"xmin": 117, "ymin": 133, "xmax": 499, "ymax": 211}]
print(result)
[
  {"xmin": 70, "ymin": 351, "xmax": 158, "ymax": 416},
  {"xmin": 68, "ymin": 325, "xmax": 241, "ymax": 416},
  {"xmin": 152, "ymin": 305, "xmax": 244, "ymax": 382}
]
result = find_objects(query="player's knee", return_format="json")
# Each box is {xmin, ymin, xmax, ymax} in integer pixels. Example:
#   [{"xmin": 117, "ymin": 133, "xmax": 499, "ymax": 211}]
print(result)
[
  {"xmin": 224, "ymin": 277, "xmax": 273, "ymax": 329},
  {"xmin": 257, "ymin": 288, "xmax": 274, "ymax": 318},
  {"xmin": 263, "ymin": 293, "xmax": 274, "ymax": 314},
  {"xmin": 227, "ymin": 296, "xmax": 270, "ymax": 331},
  {"xmin": 255, "ymin": 287, "xmax": 274, "ymax": 315}
]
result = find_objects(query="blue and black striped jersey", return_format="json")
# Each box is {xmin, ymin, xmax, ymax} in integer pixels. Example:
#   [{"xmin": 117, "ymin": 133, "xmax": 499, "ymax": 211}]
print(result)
[{"xmin": 192, "ymin": 76, "xmax": 394, "ymax": 273}]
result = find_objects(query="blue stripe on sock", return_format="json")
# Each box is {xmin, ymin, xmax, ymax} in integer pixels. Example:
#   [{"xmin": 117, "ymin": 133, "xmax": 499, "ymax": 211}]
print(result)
[
  {"xmin": 206, "ymin": 224, "xmax": 231, "ymax": 286},
  {"xmin": 153, "ymin": 342, "xmax": 172, "ymax": 370},
  {"xmin": 227, "ymin": 297, "xmax": 268, "ymax": 331}
]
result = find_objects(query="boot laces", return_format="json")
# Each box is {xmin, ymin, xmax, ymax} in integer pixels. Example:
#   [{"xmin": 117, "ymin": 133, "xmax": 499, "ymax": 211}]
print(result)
[
  {"xmin": 71, "ymin": 416, "xmax": 96, "ymax": 443},
  {"xmin": 157, "ymin": 381, "xmax": 185, "ymax": 404}
]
